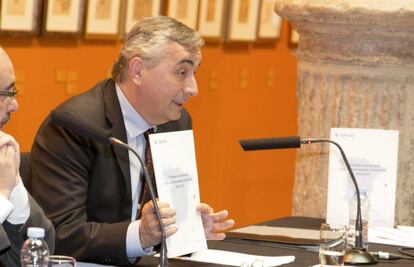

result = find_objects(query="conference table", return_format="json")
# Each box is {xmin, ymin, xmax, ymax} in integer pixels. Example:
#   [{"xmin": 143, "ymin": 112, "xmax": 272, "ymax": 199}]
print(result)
[{"xmin": 79, "ymin": 217, "xmax": 414, "ymax": 266}]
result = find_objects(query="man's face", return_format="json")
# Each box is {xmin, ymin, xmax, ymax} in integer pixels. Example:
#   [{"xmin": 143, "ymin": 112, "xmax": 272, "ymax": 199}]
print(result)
[
  {"xmin": 0, "ymin": 49, "xmax": 19, "ymax": 130},
  {"xmin": 135, "ymin": 42, "xmax": 201, "ymax": 125}
]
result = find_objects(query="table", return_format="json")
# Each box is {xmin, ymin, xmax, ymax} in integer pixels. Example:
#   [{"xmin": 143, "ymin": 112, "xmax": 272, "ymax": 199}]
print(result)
[{"xmin": 79, "ymin": 217, "xmax": 414, "ymax": 266}]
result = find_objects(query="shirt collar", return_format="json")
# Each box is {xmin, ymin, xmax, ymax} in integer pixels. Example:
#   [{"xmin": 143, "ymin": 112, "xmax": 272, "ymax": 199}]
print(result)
[{"xmin": 115, "ymin": 83, "xmax": 154, "ymax": 139}]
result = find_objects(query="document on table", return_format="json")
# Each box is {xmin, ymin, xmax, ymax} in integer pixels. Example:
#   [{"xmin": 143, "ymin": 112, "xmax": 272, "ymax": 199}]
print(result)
[
  {"xmin": 326, "ymin": 128, "xmax": 399, "ymax": 228},
  {"xmin": 149, "ymin": 130, "xmax": 207, "ymax": 258},
  {"xmin": 229, "ymin": 225, "xmax": 320, "ymax": 240},
  {"xmin": 369, "ymin": 225, "xmax": 414, "ymax": 247},
  {"xmin": 176, "ymin": 249, "xmax": 295, "ymax": 266},
  {"xmin": 227, "ymin": 225, "xmax": 320, "ymax": 246}
]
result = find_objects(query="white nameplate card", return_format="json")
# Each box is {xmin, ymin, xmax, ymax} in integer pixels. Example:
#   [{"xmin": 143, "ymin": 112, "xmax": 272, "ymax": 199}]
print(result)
[
  {"xmin": 149, "ymin": 130, "xmax": 207, "ymax": 258},
  {"xmin": 326, "ymin": 128, "xmax": 399, "ymax": 228}
]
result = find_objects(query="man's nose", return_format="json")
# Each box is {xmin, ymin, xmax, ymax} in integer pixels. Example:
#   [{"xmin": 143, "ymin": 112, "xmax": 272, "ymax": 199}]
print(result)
[
  {"xmin": 8, "ymin": 97, "xmax": 19, "ymax": 113},
  {"xmin": 185, "ymin": 77, "xmax": 198, "ymax": 97}
]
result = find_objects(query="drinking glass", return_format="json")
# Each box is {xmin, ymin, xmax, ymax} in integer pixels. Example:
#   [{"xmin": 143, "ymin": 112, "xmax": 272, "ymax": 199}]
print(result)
[
  {"xmin": 319, "ymin": 223, "xmax": 347, "ymax": 266},
  {"xmin": 49, "ymin": 255, "xmax": 76, "ymax": 267}
]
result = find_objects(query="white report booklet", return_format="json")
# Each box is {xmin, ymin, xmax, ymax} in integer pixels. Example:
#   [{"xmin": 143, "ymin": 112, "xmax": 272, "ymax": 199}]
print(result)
[
  {"xmin": 149, "ymin": 130, "xmax": 207, "ymax": 258},
  {"xmin": 326, "ymin": 128, "xmax": 399, "ymax": 229}
]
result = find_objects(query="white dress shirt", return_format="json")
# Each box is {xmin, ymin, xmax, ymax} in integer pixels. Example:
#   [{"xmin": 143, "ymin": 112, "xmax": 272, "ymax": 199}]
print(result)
[
  {"xmin": 116, "ymin": 84, "xmax": 154, "ymax": 259},
  {"xmin": 0, "ymin": 178, "xmax": 30, "ymax": 224}
]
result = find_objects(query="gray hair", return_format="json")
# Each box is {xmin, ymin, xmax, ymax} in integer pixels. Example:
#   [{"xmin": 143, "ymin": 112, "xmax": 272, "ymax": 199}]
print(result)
[{"xmin": 111, "ymin": 16, "xmax": 204, "ymax": 82}]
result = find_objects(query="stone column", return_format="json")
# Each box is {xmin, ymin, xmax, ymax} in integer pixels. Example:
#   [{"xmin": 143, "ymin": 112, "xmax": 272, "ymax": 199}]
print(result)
[{"xmin": 275, "ymin": 0, "xmax": 414, "ymax": 225}]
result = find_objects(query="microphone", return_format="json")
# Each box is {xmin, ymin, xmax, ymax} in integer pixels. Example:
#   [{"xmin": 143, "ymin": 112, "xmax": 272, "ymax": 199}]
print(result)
[
  {"xmin": 109, "ymin": 138, "xmax": 168, "ymax": 267},
  {"xmin": 239, "ymin": 136, "xmax": 378, "ymax": 265},
  {"xmin": 51, "ymin": 109, "xmax": 169, "ymax": 267},
  {"xmin": 240, "ymin": 136, "xmax": 301, "ymax": 150}
]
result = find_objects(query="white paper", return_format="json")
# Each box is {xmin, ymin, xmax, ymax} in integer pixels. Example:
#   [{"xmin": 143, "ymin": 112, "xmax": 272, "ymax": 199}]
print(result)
[
  {"xmin": 149, "ymin": 130, "xmax": 207, "ymax": 258},
  {"xmin": 369, "ymin": 226, "xmax": 414, "ymax": 247},
  {"xmin": 326, "ymin": 128, "xmax": 399, "ymax": 228},
  {"xmin": 176, "ymin": 249, "xmax": 295, "ymax": 267}
]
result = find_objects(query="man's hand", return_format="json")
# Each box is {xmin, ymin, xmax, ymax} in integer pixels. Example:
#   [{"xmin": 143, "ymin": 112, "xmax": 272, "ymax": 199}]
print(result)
[
  {"xmin": 0, "ymin": 133, "xmax": 19, "ymax": 198},
  {"xmin": 139, "ymin": 200, "xmax": 177, "ymax": 248},
  {"xmin": 0, "ymin": 131, "xmax": 20, "ymax": 171},
  {"xmin": 198, "ymin": 203, "xmax": 235, "ymax": 240}
]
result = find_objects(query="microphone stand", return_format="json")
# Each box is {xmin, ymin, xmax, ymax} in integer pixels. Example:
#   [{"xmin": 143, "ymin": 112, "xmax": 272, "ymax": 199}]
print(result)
[
  {"xmin": 110, "ymin": 137, "xmax": 168, "ymax": 267},
  {"xmin": 302, "ymin": 138, "xmax": 377, "ymax": 265}
]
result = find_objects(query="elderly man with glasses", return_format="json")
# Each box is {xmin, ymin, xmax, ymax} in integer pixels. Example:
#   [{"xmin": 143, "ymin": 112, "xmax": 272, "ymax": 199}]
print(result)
[{"xmin": 0, "ymin": 47, "xmax": 54, "ymax": 267}]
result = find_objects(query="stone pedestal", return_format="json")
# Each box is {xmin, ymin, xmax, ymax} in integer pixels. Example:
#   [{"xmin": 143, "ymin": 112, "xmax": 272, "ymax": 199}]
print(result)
[{"xmin": 275, "ymin": 0, "xmax": 414, "ymax": 225}]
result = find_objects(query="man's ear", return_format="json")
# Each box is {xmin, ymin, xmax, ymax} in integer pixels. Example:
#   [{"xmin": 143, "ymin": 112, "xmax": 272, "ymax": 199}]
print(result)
[{"xmin": 128, "ymin": 56, "xmax": 144, "ymax": 85}]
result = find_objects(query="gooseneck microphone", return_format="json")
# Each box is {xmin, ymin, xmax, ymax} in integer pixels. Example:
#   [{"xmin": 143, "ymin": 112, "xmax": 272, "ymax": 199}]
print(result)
[
  {"xmin": 51, "ymin": 109, "xmax": 168, "ymax": 267},
  {"xmin": 240, "ymin": 136, "xmax": 301, "ymax": 150},
  {"xmin": 239, "ymin": 136, "xmax": 378, "ymax": 265},
  {"xmin": 109, "ymin": 138, "xmax": 168, "ymax": 267}
]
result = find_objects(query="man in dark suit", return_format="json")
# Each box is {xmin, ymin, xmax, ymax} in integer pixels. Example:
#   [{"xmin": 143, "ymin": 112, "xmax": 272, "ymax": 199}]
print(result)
[
  {"xmin": 0, "ymin": 48, "xmax": 54, "ymax": 267},
  {"xmin": 30, "ymin": 16, "xmax": 234, "ymax": 265}
]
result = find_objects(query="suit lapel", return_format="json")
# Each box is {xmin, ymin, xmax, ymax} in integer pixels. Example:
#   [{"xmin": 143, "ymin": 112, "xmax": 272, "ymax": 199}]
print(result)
[
  {"xmin": 0, "ymin": 224, "xmax": 11, "ymax": 252},
  {"xmin": 102, "ymin": 80, "xmax": 132, "ymax": 203}
]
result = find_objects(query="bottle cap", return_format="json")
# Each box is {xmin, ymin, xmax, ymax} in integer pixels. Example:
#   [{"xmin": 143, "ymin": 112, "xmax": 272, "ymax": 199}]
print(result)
[{"xmin": 27, "ymin": 227, "xmax": 45, "ymax": 238}]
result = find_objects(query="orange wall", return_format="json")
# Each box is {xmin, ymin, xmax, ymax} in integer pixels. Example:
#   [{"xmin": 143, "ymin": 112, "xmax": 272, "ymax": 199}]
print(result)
[{"xmin": 1, "ymin": 20, "xmax": 297, "ymax": 228}]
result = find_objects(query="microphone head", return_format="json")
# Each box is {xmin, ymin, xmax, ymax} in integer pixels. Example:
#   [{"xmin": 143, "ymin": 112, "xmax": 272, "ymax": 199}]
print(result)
[
  {"xmin": 51, "ymin": 109, "xmax": 112, "ymax": 146},
  {"xmin": 240, "ymin": 136, "xmax": 301, "ymax": 151}
]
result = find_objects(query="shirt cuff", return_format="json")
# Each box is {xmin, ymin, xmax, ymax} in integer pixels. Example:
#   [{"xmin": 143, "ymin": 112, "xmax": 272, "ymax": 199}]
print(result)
[
  {"xmin": 0, "ymin": 194, "xmax": 13, "ymax": 223},
  {"xmin": 7, "ymin": 179, "xmax": 30, "ymax": 224},
  {"xmin": 126, "ymin": 220, "xmax": 153, "ymax": 261}
]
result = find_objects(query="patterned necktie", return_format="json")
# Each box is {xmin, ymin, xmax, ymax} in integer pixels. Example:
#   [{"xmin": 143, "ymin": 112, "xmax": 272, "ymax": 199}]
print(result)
[{"xmin": 137, "ymin": 128, "xmax": 157, "ymax": 219}]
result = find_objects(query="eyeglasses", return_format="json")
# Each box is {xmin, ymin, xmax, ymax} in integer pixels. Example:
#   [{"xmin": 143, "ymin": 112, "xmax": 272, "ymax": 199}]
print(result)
[{"xmin": 0, "ymin": 86, "xmax": 19, "ymax": 97}]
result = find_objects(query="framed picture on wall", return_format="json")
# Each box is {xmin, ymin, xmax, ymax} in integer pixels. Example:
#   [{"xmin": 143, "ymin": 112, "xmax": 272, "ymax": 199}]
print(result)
[
  {"xmin": 197, "ymin": 0, "xmax": 227, "ymax": 40},
  {"xmin": 0, "ymin": 0, "xmax": 41, "ymax": 35},
  {"xmin": 43, "ymin": 0, "xmax": 85, "ymax": 36},
  {"xmin": 167, "ymin": 0, "xmax": 199, "ymax": 30},
  {"xmin": 124, "ymin": 0, "xmax": 162, "ymax": 34},
  {"xmin": 85, "ymin": 0, "xmax": 122, "ymax": 38},
  {"xmin": 257, "ymin": 0, "xmax": 282, "ymax": 39},
  {"xmin": 226, "ymin": 0, "xmax": 260, "ymax": 41}
]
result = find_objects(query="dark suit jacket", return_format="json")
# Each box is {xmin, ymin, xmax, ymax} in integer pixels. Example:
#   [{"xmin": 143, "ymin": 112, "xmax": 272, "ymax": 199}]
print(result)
[
  {"xmin": 30, "ymin": 79, "xmax": 192, "ymax": 265},
  {"xmin": 0, "ymin": 195, "xmax": 55, "ymax": 267}
]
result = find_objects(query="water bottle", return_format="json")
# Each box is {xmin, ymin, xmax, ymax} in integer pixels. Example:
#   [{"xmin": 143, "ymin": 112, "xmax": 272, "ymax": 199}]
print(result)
[
  {"xmin": 348, "ymin": 188, "xmax": 370, "ymax": 249},
  {"xmin": 20, "ymin": 227, "xmax": 50, "ymax": 267}
]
